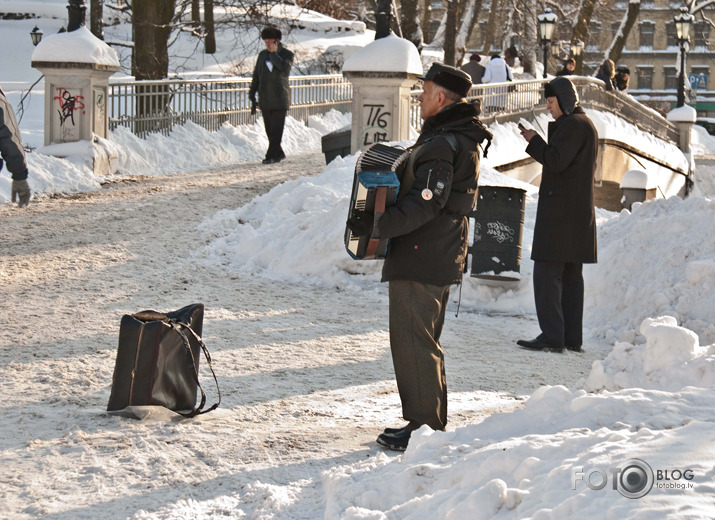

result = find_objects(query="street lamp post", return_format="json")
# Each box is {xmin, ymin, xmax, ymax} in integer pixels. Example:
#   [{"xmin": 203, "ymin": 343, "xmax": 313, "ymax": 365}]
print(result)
[
  {"xmin": 30, "ymin": 26, "xmax": 44, "ymax": 46},
  {"xmin": 674, "ymin": 7, "xmax": 694, "ymax": 107},
  {"xmin": 538, "ymin": 9, "xmax": 557, "ymax": 79},
  {"xmin": 67, "ymin": 0, "xmax": 87, "ymax": 32}
]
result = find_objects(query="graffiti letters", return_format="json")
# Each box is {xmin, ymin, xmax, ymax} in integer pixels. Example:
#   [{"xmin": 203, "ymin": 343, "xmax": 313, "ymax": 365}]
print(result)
[
  {"xmin": 362, "ymin": 102, "xmax": 391, "ymax": 146},
  {"xmin": 54, "ymin": 88, "xmax": 85, "ymax": 127},
  {"xmin": 486, "ymin": 221, "xmax": 515, "ymax": 243}
]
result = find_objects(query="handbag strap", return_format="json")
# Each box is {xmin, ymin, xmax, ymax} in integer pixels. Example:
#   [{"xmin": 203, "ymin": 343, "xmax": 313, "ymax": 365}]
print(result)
[{"xmin": 166, "ymin": 319, "xmax": 222, "ymax": 418}]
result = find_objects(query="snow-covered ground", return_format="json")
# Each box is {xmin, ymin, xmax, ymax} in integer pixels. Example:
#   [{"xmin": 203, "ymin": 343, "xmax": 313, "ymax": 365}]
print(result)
[{"xmin": 1, "ymin": 3, "xmax": 714, "ymax": 519}]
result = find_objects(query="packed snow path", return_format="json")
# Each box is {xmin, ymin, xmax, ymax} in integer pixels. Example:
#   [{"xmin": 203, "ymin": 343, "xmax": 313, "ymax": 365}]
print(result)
[{"xmin": 0, "ymin": 153, "xmax": 609, "ymax": 519}]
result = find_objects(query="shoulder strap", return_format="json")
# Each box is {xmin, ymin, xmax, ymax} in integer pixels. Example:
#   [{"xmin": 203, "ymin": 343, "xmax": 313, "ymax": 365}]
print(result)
[{"xmin": 167, "ymin": 319, "xmax": 221, "ymax": 418}]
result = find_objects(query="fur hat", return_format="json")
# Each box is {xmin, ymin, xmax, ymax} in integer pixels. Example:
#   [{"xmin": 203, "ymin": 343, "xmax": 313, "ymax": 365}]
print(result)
[
  {"xmin": 470, "ymin": 53, "xmax": 481, "ymax": 62},
  {"xmin": 419, "ymin": 62, "xmax": 472, "ymax": 98},
  {"xmin": 544, "ymin": 76, "xmax": 579, "ymax": 116},
  {"xmin": 261, "ymin": 27, "xmax": 282, "ymax": 40}
]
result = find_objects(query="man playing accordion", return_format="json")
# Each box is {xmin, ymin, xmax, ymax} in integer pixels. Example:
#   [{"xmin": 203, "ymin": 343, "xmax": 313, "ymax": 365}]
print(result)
[{"xmin": 347, "ymin": 63, "xmax": 492, "ymax": 451}]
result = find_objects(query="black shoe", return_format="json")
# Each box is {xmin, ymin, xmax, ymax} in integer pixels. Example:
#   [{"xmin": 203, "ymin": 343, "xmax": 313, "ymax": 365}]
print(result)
[
  {"xmin": 377, "ymin": 430, "xmax": 412, "ymax": 451},
  {"xmin": 566, "ymin": 345, "xmax": 582, "ymax": 352},
  {"xmin": 262, "ymin": 158, "xmax": 276, "ymax": 164},
  {"xmin": 383, "ymin": 421, "xmax": 421, "ymax": 435},
  {"xmin": 517, "ymin": 338, "xmax": 564, "ymax": 353}
]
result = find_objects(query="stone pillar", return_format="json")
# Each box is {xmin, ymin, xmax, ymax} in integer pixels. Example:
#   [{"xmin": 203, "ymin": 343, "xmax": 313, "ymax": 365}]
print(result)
[
  {"xmin": 666, "ymin": 105, "xmax": 697, "ymax": 195},
  {"xmin": 31, "ymin": 26, "xmax": 120, "ymax": 174},
  {"xmin": 342, "ymin": 34, "xmax": 423, "ymax": 155}
]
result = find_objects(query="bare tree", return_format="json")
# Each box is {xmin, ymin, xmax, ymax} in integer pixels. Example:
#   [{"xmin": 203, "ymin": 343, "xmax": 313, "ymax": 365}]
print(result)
[
  {"xmin": 400, "ymin": 0, "xmax": 424, "ymax": 50},
  {"xmin": 90, "ymin": 0, "xmax": 104, "ymax": 39},
  {"xmin": 481, "ymin": 0, "xmax": 501, "ymax": 54},
  {"xmin": 571, "ymin": 0, "xmax": 599, "ymax": 74},
  {"xmin": 204, "ymin": 0, "xmax": 216, "ymax": 53},
  {"xmin": 604, "ymin": 0, "xmax": 641, "ymax": 65}
]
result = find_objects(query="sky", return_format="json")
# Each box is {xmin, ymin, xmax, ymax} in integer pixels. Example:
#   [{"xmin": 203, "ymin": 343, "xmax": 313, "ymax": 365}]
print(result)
[{"xmin": 1, "ymin": 2, "xmax": 714, "ymax": 519}]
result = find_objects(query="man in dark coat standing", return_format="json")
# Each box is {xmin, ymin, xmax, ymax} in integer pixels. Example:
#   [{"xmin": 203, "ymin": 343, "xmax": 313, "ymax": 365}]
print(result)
[
  {"xmin": 347, "ymin": 63, "xmax": 492, "ymax": 450},
  {"xmin": 249, "ymin": 27, "xmax": 294, "ymax": 164},
  {"xmin": 517, "ymin": 76, "xmax": 598, "ymax": 353}
]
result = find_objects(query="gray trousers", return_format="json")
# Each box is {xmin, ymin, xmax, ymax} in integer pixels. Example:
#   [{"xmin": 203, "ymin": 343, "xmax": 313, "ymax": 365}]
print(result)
[{"xmin": 388, "ymin": 280, "xmax": 450, "ymax": 431}]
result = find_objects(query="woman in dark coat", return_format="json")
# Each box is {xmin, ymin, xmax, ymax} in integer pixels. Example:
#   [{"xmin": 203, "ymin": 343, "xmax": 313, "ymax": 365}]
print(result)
[
  {"xmin": 249, "ymin": 27, "xmax": 294, "ymax": 164},
  {"xmin": 517, "ymin": 77, "xmax": 598, "ymax": 352},
  {"xmin": 595, "ymin": 59, "xmax": 617, "ymax": 91}
]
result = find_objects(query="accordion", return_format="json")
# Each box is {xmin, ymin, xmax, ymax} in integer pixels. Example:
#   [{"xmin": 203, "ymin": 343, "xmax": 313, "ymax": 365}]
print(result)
[{"xmin": 345, "ymin": 144, "xmax": 411, "ymax": 260}]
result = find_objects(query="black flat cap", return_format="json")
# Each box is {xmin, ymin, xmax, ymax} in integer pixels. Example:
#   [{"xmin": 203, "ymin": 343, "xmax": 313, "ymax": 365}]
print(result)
[
  {"xmin": 419, "ymin": 63, "xmax": 472, "ymax": 98},
  {"xmin": 261, "ymin": 27, "xmax": 282, "ymax": 40}
]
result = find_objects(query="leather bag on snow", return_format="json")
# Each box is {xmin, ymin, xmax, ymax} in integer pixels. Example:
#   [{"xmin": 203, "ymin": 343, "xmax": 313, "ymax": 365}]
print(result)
[{"xmin": 107, "ymin": 303, "xmax": 220, "ymax": 417}]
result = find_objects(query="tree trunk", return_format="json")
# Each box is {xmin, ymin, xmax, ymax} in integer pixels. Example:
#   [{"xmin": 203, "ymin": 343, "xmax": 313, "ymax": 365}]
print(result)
[
  {"xmin": 192, "ymin": 0, "xmax": 201, "ymax": 28},
  {"xmin": 421, "ymin": 0, "xmax": 432, "ymax": 43},
  {"xmin": 605, "ymin": 0, "xmax": 641, "ymax": 65},
  {"xmin": 400, "ymin": 0, "xmax": 424, "ymax": 50},
  {"xmin": 481, "ymin": 0, "xmax": 500, "ymax": 54},
  {"xmin": 90, "ymin": 0, "xmax": 104, "ymax": 40},
  {"xmin": 571, "ymin": 0, "xmax": 598, "ymax": 74},
  {"xmin": 455, "ymin": 0, "xmax": 481, "ymax": 64},
  {"xmin": 522, "ymin": 0, "xmax": 538, "ymax": 76},
  {"xmin": 132, "ymin": 0, "xmax": 175, "ymax": 132},
  {"xmin": 204, "ymin": 0, "xmax": 216, "ymax": 54}
]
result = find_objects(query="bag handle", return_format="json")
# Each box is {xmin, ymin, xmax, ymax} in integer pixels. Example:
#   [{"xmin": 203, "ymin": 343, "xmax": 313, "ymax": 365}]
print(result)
[{"xmin": 166, "ymin": 319, "xmax": 221, "ymax": 418}]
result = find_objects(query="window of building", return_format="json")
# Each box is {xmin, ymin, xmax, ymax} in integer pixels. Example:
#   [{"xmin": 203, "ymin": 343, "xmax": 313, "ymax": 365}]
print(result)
[
  {"xmin": 694, "ymin": 21, "xmax": 710, "ymax": 49},
  {"xmin": 664, "ymin": 66, "xmax": 678, "ymax": 90},
  {"xmin": 666, "ymin": 22, "xmax": 677, "ymax": 48},
  {"xmin": 639, "ymin": 21, "xmax": 655, "ymax": 49},
  {"xmin": 637, "ymin": 66, "xmax": 654, "ymax": 89}
]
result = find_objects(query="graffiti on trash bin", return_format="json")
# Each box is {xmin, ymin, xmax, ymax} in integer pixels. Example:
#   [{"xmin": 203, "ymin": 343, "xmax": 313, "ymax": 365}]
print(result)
[{"xmin": 486, "ymin": 221, "xmax": 515, "ymax": 243}]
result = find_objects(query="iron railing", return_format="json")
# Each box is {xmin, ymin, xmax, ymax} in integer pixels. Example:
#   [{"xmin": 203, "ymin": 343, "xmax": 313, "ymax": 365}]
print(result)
[
  {"xmin": 410, "ymin": 76, "xmax": 680, "ymax": 145},
  {"xmin": 109, "ymin": 73, "xmax": 679, "ymax": 146},
  {"xmin": 108, "ymin": 74, "xmax": 352, "ymax": 137}
]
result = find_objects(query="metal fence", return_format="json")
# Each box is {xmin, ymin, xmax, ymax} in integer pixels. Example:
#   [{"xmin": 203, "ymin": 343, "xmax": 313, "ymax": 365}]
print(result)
[
  {"xmin": 410, "ymin": 76, "xmax": 679, "ymax": 145},
  {"xmin": 108, "ymin": 74, "xmax": 352, "ymax": 138},
  {"xmin": 109, "ymin": 73, "xmax": 679, "ymax": 146}
]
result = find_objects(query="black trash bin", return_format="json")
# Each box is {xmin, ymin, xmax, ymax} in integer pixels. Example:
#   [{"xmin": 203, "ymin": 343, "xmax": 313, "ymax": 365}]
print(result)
[
  {"xmin": 469, "ymin": 185, "xmax": 526, "ymax": 282},
  {"xmin": 321, "ymin": 125, "xmax": 351, "ymax": 164}
]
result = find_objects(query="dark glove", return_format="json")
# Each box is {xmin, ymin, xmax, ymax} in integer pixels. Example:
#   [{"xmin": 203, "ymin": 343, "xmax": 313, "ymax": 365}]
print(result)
[
  {"xmin": 346, "ymin": 210, "xmax": 374, "ymax": 237},
  {"xmin": 250, "ymin": 101, "xmax": 257, "ymax": 116},
  {"xmin": 11, "ymin": 179, "xmax": 31, "ymax": 208}
]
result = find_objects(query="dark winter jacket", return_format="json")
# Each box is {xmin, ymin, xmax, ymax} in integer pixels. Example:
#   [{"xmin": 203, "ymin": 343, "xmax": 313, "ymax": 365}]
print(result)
[
  {"xmin": 460, "ymin": 61, "xmax": 486, "ymax": 84},
  {"xmin": 595, "ymin": 67, "xmax": 616, "ymax": 91},
  {"xmin": 525, "ymin": 102, "xmax": 598, "ymax": 263},
  {"xmin": 0, "ymin": 87, "xmax": 29, "ymax": 181},
  {"xmin": 249, "ymin": 44, "xmax": 294, "ymax": 111},
  {"xmin": 379, "ymin": 102, "xmax": 493, "ymax": 286}
]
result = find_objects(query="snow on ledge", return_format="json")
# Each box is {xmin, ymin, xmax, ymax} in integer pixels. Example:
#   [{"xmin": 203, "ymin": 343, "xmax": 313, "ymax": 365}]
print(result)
[
  {"xmin": 667, "ymin": 105, "xmax": 697, "ymax": 123},
  {"xmin": 342, "ymin": 33, "xmax": 422, "ymax": 75},
  {"xmin": 31, "ymin": 26, "xmax": 119, "ymax": 67}
]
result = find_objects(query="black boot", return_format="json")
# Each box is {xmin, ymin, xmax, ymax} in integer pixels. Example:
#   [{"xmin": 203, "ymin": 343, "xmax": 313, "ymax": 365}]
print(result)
[{"xmin": 377, "ymin": 422, "xmax": 420, "ymax": 451}]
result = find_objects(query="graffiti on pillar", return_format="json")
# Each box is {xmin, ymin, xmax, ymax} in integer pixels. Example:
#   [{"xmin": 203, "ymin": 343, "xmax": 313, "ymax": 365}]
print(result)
[
  {"xmin": 94, "ymin": 88, "xmax": 106, "ymax": 138},
  {"xmin": 54, "ymin": 88, "xmax": 85, "ymax": 127},
  {"xmin": 52, "ymin": 87, "xmax": 85, "ymax": 142},
  {"xmin": 361, "ymin": 99, "xmax": 391, "ymax": 146}
]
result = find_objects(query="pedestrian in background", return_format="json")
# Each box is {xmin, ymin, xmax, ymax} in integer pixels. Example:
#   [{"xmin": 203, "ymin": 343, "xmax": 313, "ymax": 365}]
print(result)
[
  {"xmin": 615, "ymin": 67, "xmax": 630, "ymax": 91},
  {"xmin": 482, "ymin": 54, "xmax": 513, "ymax": 113},
  {"xmin": 249, "ymin": 27, "xmax": 294, "ymax": 164},
  {"xmin": 460, "ymin": 53, "xmax": 485, "ymax": 85},
  {"xmin": 0, "ymin": 86, "xmax": 30, "ymax": 207},
  {"xmin": 556, "ymin": 58, "xmax": 575, "ymax": 76},
  {"xmin": 596, "ymin": 59, "xmax": 617, "ymax": 90},
  {"xmin": 516, "ymin": 77, "xmax": 598, "ymax": 353}
]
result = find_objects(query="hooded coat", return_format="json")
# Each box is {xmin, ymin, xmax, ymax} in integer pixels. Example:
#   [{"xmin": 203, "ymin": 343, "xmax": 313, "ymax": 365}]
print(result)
[
  {"xmin": 379, "ymin": 102, "xmax": 493, "ymax": 286},
  {"xmin": 249, "ymin": 44, "xmax": 294, "ymax": 111},
  {"xmin": 0, "ymin": 87, "xmax": 28, "ymax": 180},
  {"xmin": 526, "ymin": 77, "xmax": 598, "ymax": 263}
]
